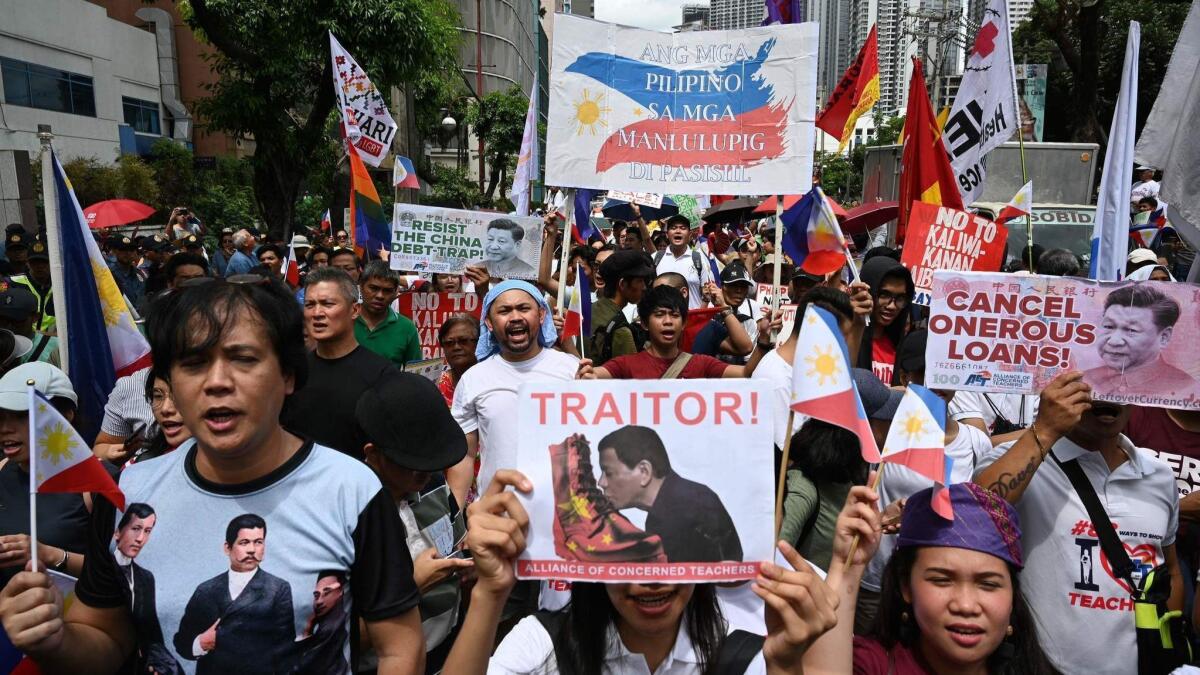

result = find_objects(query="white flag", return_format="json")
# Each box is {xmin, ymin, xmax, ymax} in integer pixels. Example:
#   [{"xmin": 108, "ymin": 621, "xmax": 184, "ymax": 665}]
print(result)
[
  {"xmin": 942, "ymin": 0, "xmax": 1020, "ymax": 205},
  {"xmin": 510, "ymin": 74, "xmax": 539, "ymax": 217},
  {"xmin": 1090, "ymin": 22, "xmax": 1140, "ymax": 281},
  {"xmin": 1136, "ymin": 0, "xmax": 1200, "ymax": 279},
  {"xmin": 329, "ymin": 32, "xmax": 397, "ymax": 167}
]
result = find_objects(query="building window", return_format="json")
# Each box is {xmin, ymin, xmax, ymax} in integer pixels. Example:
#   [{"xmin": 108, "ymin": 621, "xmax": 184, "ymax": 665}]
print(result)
[
  {"xmin": 122, "ymin": 97, "xmax": 161, "ymax": 134},
  {"xmin": 0, "ymin": 57, "xmax": 95, "ymax": 117}
]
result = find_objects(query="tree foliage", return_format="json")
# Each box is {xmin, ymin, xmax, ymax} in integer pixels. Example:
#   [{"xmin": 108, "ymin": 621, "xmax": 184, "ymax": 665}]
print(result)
[
  {"xmin": 465, "ymin": 85, "xmax": 531, "ymax": 204},
  {"xmin": 175, "ymin": 0, "xmax": 461, "ymax": 237},
  {"xmin": 426, "ymin": 163, "xmax": 481, "ymax": 208},
  {"xmin": 1012, "ymin": 0, "xmax": 1190, "ymax": 145},
  {"xmin": 61, "ymin": 156, "xmax": 159, "ymax": 210}
]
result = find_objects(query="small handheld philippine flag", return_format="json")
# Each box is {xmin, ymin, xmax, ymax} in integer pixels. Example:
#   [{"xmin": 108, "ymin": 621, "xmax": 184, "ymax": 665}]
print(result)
[
  {"xmin": 30, "ymin": 388, "xmax": 125, "ymax": 510},
  {"xmin": 781, "ymin": 186, "xmax": 850, "ymax": 276},
  {"xmin": 561, "ymin": 266, "xmax": 592, "ymax": 342},
  {"xmin": 880, "ymin": 384, "xmax": 953, "ymax": 519},
  {"xmin": 393, "ymin": 156, "xmax": 420, "ymax": 189},
  {"xmin": 790, "ymin": 305, "xmax": 881, "ymax": 463}
]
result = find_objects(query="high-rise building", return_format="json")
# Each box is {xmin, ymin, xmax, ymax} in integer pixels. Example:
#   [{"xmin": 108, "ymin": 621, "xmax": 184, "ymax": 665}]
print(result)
[
  {"xmin": 807, "ymin": 0, "xmax": 851, "ymax": 102},
  {"xmin": 968, "ymin": 0, "xmax": 1032, "ymax": 27},
  {"xmin": 682, "ymin": 3, "xmax": 711, "ymax": 26},
  {"xmin": 562, "ymin": 0, "xmax": 594, "ymax": 17},
  {"xmin": 709, "ymin": 0, "xmax": 763, "ymax": 29},
  {"xmin": 849, "ymin": 0, "xmax": 912, "ymax": 115}
]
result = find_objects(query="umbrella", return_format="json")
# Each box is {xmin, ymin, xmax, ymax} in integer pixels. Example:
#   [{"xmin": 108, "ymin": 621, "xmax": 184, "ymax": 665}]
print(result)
[
  {"xmin": 842, "ymin": 201, "xmax": 899, "ymax": 236},
  {"xmin": 601, "ymin": 196, "xmax": 678, "ymax": 222},
  {"xmin": 701, "ymin": 197, "xmax": 762, "ymax": 225},
  {"xmin": 753, "ymin": 194, "xmax": 849, "ymax": 219},
  {"xmin": 83, "ymin": 199, "xmax": 157, "ymax": 229}
]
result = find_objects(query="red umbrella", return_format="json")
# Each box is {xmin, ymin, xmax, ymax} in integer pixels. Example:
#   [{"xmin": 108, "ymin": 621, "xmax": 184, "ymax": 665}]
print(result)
[
  {"xmin": 83, "ymin": 199, "xmax": 157, "ymax": 229},
  {"xmin": 753, "ymin": 194, "xmax": 849, "ymax": 218},
  {"xmin": 842, "ymin": 201, "xmax": 900, "ymax": 236}
]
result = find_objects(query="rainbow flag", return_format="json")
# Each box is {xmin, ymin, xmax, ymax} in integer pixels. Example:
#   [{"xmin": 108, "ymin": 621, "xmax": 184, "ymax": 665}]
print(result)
[{"xmin": 348, "ymin": 143, "xmax": 390, "ymax": 258}]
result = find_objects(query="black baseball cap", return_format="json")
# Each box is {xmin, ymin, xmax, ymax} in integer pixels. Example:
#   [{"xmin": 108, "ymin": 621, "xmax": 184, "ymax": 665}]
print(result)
[
  {"xmin": 355, "ymin": 371, "xmax": 468, "ymax": 472},
  {"xmin": 664, "ymin": 214, "xmax": 691, "ymax": 228},
  {"xmin": 28, "ymin": 239, "xmax": 48, "ymax": 261},
  {"xmin": 720, "ymin": 260, "xmax": 753, "ymax": 286},
  {"xmin": 0, "ymin": 282, "xmax": 37, "ymax": 320},
  {"xmin": 851, "ymin": 368, "xmax": 903, "ymax": 420},
  {"xmin": 897, "ymin": 329, "xmax": 928, "ymax": 374},
  {"xmin": 111, "ymin": 235, "xmax": 138, "ymax": 251},
  {"xmin": 5, "ymin": 233, "xmax": 28, "ymax": 251},
  {"xmin": 599, "ymin": 250, "xmax": 655, "ymax": 286}
]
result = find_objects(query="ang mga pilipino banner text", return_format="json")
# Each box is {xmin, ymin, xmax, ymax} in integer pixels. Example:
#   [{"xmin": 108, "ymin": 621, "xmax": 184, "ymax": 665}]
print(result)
[
  {"xmin": 545, "ymin": 14, "xmax": 818, "ymax": 196},
  {"xmin": 515, "ymin": 380, "xmax": 774, "ymax": 583},
  {"xmin": 900, "ymin": 202, "xmax": 1007, "ymax": 305},
  {"xmin": 391, "ymin": 204, "xmax": 543, "ymax": 280},
  {"xmin": 926, "ymin": 270, "xmax": 1200, "ymax": 410}
]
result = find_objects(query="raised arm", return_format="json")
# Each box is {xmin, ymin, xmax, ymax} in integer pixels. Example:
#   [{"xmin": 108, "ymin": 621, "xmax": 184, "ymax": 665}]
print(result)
[{"xmin": 973, "ymin": 372, "xmax": 1090, "ymax": 504}]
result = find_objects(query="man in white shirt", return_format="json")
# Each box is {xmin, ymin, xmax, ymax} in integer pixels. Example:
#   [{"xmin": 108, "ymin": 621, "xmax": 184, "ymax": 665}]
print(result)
[
  {"xmin": 949, "ymin": 390, "xmax": 1039, "ymax": 445},
  {"xmin": 449, "ymin": 280, "xmax": 578, "ymax": 503},
  {"xmin": 653, "ymin": 215, "xmax": 713, "ymax": 309},
  {"xmin": 974, "ymin": 372, "xmax": 1182, "ymax": 675},
  {"xmin": 1131, "ymin": 165, "xmax": 1161, "ymax": 212}
]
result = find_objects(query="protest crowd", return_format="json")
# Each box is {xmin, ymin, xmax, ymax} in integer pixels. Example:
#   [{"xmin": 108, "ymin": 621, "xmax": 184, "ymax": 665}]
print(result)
[{"xmin": 3, "ymin": 3, "xmax": 1200, "ymax": 675}]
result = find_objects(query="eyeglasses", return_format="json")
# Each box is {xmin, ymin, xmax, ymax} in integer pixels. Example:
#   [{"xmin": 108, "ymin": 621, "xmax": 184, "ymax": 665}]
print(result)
[
  {"xmin": 149, "ymin": 389, "xmax": 173, "ymax": 409},
  {"xmin": 877, "ymin": 292, "xmax": 909, "ymax": 308},
  {"xmin": 441, "ymin": 337, "xmax": 479, "ymax": 348}
]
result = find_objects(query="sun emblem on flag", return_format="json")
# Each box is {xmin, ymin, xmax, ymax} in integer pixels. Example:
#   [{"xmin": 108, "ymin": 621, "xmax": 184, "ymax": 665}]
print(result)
[
  {"xmin": 804, "ymin": 344, "xmax": 841, "ymax": 385},
  {"xmin": 899, "ymin": 411, "xmax": 929, "ymax": 442},
  {"xmin": 91, "ymin": 261, "xmax": 127, "ymax": 327},
  {"xmin": 573, "ymin": 89, "xmax": 610, "ymax": 136},
  {"xmin": 39, "ymin": 422, "xmax": 77, "ymax": 467}
]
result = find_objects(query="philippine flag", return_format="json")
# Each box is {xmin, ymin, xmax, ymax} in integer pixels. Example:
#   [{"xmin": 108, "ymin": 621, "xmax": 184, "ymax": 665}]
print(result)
[
  {"xmin": 562, "ymin": 266, "xmax": 592, "ymax": 342},
  {"xmin": 393, "ymin": 155, "xmax": 420, "ymax": 189},
  {"xmin": 572, "ymin": 189, "xmax": 599, "ymax": 245},
  {"xmin": 284, "ymin": 241, "xmax": 302, "ymax": 289},
  {"xmin": 995, "ymin": 181, "xmax": 1033, "ymax": 226},
  {"xmin": 790, "ymin": 305, "xmax": 881, "ymax": 463},
  {"xmin": 780, "ymin": 185, "xmax": 850, "ymax": 275},
  {"xmin": 880, "ymin": 385, "xmax": 953, "ymax": 519},
  {"xmin": 320, "ymin": 208, "xmax": 332, "ymax": 232},
  {"xmin": 30, "ymin": 388, "xmax": 125, "ymax": 510}
]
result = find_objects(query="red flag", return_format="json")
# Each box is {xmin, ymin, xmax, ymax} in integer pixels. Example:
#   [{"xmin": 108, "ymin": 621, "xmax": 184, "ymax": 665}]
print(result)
[
  {"xmin": 897, "ymin": 58, "xmax": 963, "ymax": 242},
  {"xmin": 815, "ymin": 26, "xmax": 880, "ymax": 152},
  {"xmin": 284, "ymin": 242, "xmax": 301, "ymax": 289}
]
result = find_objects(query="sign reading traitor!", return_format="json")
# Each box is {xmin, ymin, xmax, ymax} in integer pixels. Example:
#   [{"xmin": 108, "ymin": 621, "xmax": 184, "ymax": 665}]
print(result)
[
  {"xmin": 515, "ymin": 380, "xmax": 774, "ymax": 583},
  {"xmin": 390, "ymin": 204, "xmax": 542, "ymax": 279},
  {"xmin": 926, "ymin": 271, "xmax": 1200, "ymax": 410},
  {"xmin": 545, "ymin": 14, "xmax": 818, "ymax": 196}
]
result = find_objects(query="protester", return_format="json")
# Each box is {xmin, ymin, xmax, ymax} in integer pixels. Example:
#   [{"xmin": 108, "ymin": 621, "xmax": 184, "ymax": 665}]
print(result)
[
  {"xmin": 330, "ymin": 247, "xmax": 362, "ymax": 283},
  {"xmin": 255, "ymin": 243, "xmax": 285, "ymax": 280},
  {"xmin": 0, "ymin": 278, "xmax": 425, "ymax": 673},
  {"xmin": 448, "ymin": 280, "xmax": 577, "ymax": 506},
  {"xmin": 358, "ymin": 370, "xmax": 473, "ymax": 668},
  {"xmin": 9, "ymin": 239, "xmax": 54, "ymax": 334},
  {"xmin": 856, "ymin": 256, "xmax": 914, "ymax": 384},
  {"xmin": 435, "ymin": 313, "xmax": 480, "ymax": 407},
  {"xmin": 439, "ymin": 470, "xmax": 839, "ymax": 674},
  {"xmin": 713, "ymin": 260, "xmax": 763, "ymax": 359},
  {"xmin": 356, "ymin": 261, "xmax": 421, "ymax": 367},
  {"xmin": 162, "ymin": 252, "xmax": 209, "ymax": 289},
  {"xmin": 974, "ymin": 372, "xmax": 1181, "ymax": 675},
  {"xmin": 307, "ymin": 244, "xmax": 331, "ymax": 271},
  {"xmin": 290, "ymin": 234, "xmax": 312, "ymax": 270},
  {"xmin": 431, "ymin": 273, "xmax": 464, "ymax": 293},
  {"xmin": 589, "ymin": 250, "xmax": 654, "ymax": 365},
  {"xmin": 1131, "ymin": 165, "xmax": 1161, "ymax": 211},
  {"xmin": 1036, "ymin": 248, "xmax": 1081, "ymax": 277},
  {"xmin": 579, "ymin": 285, "xmax": 773, "ymax": 379},
  {"xmin": 0, "ymin": 363, "xmax": 90, "ymax": 586},
  {"xmin": 284, "ymin": 267, "xmax": 396, "ymax": 460},
  {"xmin": 139, "ymin": 235, "xmax": 176, "ymax": 300},
  {"xmin": 806, "ymin": 481, "xmax": 1060, "ymax": 674},
  {"xmin": 125, "ymin": 375, "xmax": 192, "ymax": 466},
  {"xmin": 223, "ymin": 228, "xmax": 258, "ymax": 277},
  {"xmin": 653, "ymin": 214, "xmax": 713, "ymax": 309},
  {"xmin": 210, "ymin": 229, "xmax": 235, "ymax": 277}
]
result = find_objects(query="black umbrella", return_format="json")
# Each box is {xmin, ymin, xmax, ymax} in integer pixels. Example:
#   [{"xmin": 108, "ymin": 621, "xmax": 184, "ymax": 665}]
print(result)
[
  {"xmin": 701, "ymin": 197, "xmax": 763, "ymax": 226},
  {"xmin": 601, "ymin": 196, "xmax": 678, "ymax": 222}
]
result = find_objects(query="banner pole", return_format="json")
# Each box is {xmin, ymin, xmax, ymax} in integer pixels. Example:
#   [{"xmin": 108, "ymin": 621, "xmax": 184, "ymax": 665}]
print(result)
[
  {"xmin": 38, "ymin": 129, "xmax": 69, "ymax": 374},
  {"xmin": 845, "ymin": 464, "xmax": 884, "ymax": 564},
  {"xmin": 771, "ymin": 194, "xmax": 785, "ymax": 341},
  {"xmin": 556, "ymin": 190, "xmax": 575, "ymax": 312},
  {"xmin": 773, "ymin": 410, "xmax": 796, "ymax": 539},
  {"xmin": 1016, "ymin": 109, "xmax": 1034, "ymax": 271},
  {"xmin": 27, "ymin": 382, "xmax": 38, "ymax": 571}
]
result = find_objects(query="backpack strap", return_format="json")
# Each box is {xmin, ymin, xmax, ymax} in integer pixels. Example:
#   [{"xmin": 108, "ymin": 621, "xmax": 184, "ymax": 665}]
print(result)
[
  {"xmin": 653, "ymin": 250, "xmax": 665, "ymax": 266},
  {"xmin": 27, "ymin": 334, "xmax": 51, "ymax": 363},
  {"xmin": 660, "ymin": 352, "xmax": 693, "ymax": 379},
  {"xmin": 691, "ymin": 250, "xmax": 704, "ymax": 279},
  {"xmin": 533, "ymin": 610, "xmax": 578, "ymax": 675},
  {"xmin": 714, "ymin": 630, "xmax": 766, "ymax": 674},
  {"xmin": 1050, "ymin": 453, "xmax": 1139, "ymax": 595}
]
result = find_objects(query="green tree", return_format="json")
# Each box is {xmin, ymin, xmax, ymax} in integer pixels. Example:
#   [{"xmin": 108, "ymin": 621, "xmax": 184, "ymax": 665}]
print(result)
[
  {"xmin": 426, "ymin": 163, "xmax": 480, "ymax": 208},
  {"xmin": 61, "ymin": 155, "xmax": 159, "ymax": 210},
  {"xmin": 816, "ymin": 152, "xmax": 860, "ymax": 202},
  {"xmin": 147, "ymin": 138, "xmax": 196, "ymax": 210},
  {"xmin": 465, "ymin": 85, "xmax": 531, "ymax": 204},
  {"xmin": 193, "ymin": 156, "xmax": 259, "ymax": 234},
  {"xmin": 1012, "ymin": 0, "xmax": 1190, "ymax": 145},
  {"xmin": 176, "ymin": 0, "xmax": 461, "ymax": 237}
]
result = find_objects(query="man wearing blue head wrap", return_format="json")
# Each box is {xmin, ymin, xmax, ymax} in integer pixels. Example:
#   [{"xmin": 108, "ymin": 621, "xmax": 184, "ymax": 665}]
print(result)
[{"xmin": 448, "ymin": 279, "xmax": 578, "ymax": 506}]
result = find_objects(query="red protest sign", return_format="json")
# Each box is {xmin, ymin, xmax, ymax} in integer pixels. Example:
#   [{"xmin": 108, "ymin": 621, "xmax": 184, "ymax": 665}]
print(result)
[
  {"xmin": 901, "ymin": 202, "xmax": 1007, "ymax": 305},
  {"xmin": 396, "ymin": 292, "xmax": 482, "ymax": 358}
]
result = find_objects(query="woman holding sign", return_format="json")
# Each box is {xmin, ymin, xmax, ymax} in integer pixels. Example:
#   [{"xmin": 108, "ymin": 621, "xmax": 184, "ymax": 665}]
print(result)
[
  {"xmin": 441, "ymin": 470, "xmax": 840, "ymax": 674},
  {"xmin": 808, "ymin": 481, "xmax": 1059, "ymax": 675}
]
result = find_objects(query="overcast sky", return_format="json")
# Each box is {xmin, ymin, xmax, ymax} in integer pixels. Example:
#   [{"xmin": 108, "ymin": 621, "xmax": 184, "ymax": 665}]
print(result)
[{"xmin": 594, "ymin": 0, "xmax": 690, "ymax": 31}]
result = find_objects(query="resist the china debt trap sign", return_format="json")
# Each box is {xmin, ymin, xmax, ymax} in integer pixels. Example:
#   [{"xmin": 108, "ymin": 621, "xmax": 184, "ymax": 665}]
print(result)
[
  {"xmin": 545, "ymin": 14, "xmax": 817, "ymax": 195},
  {"xmin": 515, "ymin": 380, "xmax": 774, "ymax": 583},
  {"xmin": 900, "ymin": 202, "xmax": 1007, "ymax": 305},
  {"xmin": 926, "ymin": 271, "xmax": 1200, "ymax": 409},
  {"xmin": 391, "ymin": 204, "xmax": 542, "ymax": 279}
]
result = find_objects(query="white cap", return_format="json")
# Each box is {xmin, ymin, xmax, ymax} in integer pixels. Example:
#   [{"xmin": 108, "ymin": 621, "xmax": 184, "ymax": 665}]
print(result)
[
  {"xmin": 1127, "ymin": 248, "xmax": 1159, "ymax": 265},
  {"xmin": 0, "ymin": 362, "xmax": 77, "ymax": 411},
  {"xmin": 290, "ymin": 234, "xmax": 311, "ymax": 248}
]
